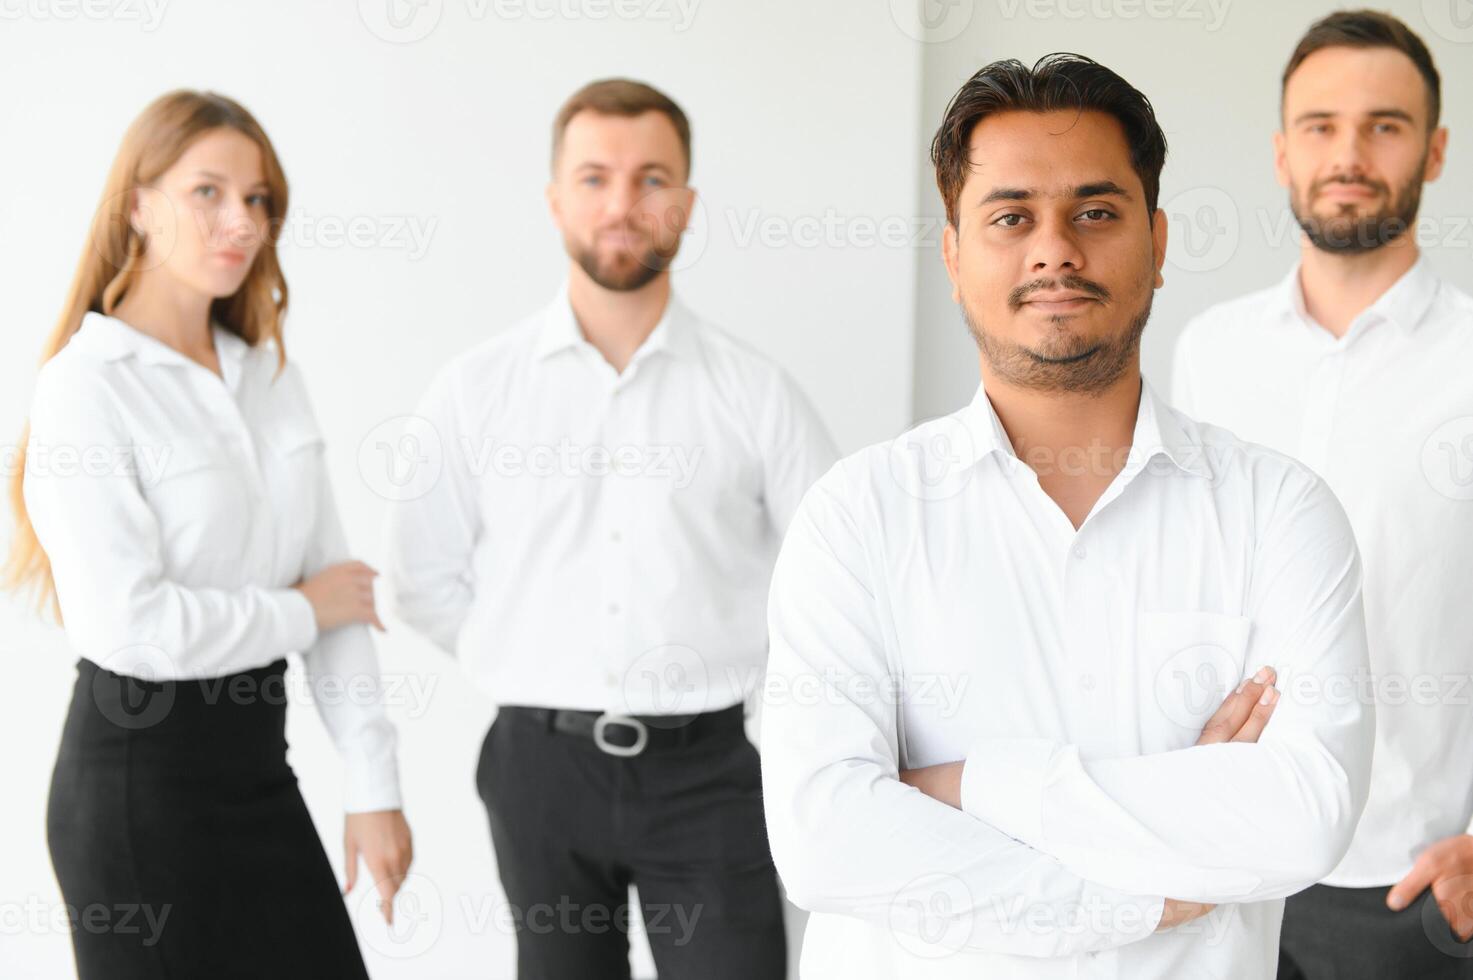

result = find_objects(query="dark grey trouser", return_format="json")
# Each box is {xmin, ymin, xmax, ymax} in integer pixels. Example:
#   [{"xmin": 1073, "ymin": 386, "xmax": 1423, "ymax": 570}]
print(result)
[{"xmin": 1278, "ymin": 881, "xmax": 1473, "ymax": 980}]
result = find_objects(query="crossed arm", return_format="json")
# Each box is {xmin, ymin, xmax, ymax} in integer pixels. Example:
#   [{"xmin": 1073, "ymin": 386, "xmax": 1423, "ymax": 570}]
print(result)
[
  {"xmin": 901, "ymin": 667, "xmax": 1282, "ymax": 931},
  {"xmin": 761, "ymin": 473, "xmax": 1375, "ymax": 955}
]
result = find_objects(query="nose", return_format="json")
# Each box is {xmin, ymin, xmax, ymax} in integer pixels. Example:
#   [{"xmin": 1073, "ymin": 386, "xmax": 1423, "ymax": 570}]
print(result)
[
  {"xmin": 1326, "ymin": 126, "xmax": 1371, "ymax": 181},
  {"xmin": 1025, "ymin": 211, "xmax": 1085, "ymax": 276},
  {"xmin": 216, "ymin": 193, "xmax": 261, "ymax": 249},
  {"xmin": 600, "ymin": 177, "xmax": 641, "ymax": 227}
]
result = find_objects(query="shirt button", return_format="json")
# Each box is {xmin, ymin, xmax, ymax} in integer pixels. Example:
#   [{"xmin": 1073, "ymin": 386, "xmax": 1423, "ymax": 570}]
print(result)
[
  {"xmin": 608, "ymin": 603, "xmax": 621, "ymax": 615},
  {"xmin": 604, "ymin": 672, "xmax": 618, "ymax": 687},
  {"xmin": 610, "ymin": 530, "xmax": 622, "ymax": 543},
  {"xmin": 1080, "ymin": 673, "xmax": 1097, "ymax": 691},
  {"xmin": 1072, "ymin": 543, "xmax": 1087, "ymax": 559}
]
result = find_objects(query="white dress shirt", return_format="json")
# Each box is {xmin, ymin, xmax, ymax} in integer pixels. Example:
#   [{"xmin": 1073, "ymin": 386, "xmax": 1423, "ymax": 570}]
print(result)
[
  {"xmin": 23, "ymin": 311, "xmax": 401, "ymax": 813},
  {"xmin": 386, "ymin": 287, "xmax": 837, "ymax": 715},
  {"xmin": 1174, "ymin": 256, "xmax": 1473, "ymax": 887},
  {"xmin": 761, "ymin": 377, "xmax": 1375, "ymax": 979}
]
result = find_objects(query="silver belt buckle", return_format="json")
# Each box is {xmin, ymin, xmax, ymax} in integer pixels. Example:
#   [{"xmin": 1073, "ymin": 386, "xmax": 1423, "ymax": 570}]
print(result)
[{"xmin": 592, "ymin": 712, "xmax": 649, "ymax": 757}]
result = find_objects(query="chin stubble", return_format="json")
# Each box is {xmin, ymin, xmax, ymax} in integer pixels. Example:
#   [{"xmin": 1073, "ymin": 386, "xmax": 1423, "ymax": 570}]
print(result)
[{"xmin": 965, "ymin": 279, "xmax": 1152, "ymax": 394}]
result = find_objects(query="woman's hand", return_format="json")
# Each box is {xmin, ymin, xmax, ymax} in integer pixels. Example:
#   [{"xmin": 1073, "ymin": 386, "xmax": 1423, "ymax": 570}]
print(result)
[
  {"xmin": 344, "ymin": 809, "xmax": 413, "ymax": 924},
  {"xmin": 295, "ymin": 560, "xmax": 386, "ymax": 633}
]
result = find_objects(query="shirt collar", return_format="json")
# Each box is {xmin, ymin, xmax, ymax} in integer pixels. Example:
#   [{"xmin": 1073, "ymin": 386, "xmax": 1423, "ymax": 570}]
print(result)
[
  {"xmin": 1274, "ymin": 255, "xmax": 1440, "ymax": 337},
  {"xmin": 957, "ymin": 376, "xmax": 1212, "ymax": 481},
  {"xmin": 532, "ymin": 283, "xmax": 698, "ymax": 364},
  {"xmin": 74, "ymin": 310, "xmax": 253, "ymax": 380},
  {"xmin": 1131, "ymin": 377, "xmax": 1214, "ymax": 479}
]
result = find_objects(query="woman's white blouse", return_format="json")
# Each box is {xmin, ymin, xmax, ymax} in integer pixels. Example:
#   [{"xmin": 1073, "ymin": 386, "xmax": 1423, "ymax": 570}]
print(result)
[{"xmin": 23, "ymin": 311, "xmax": 400, "ymax": 813}]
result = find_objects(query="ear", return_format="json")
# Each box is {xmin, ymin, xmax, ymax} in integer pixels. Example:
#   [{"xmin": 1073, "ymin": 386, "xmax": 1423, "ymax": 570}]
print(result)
[
  {"xmin": 674, "ymin": 185, "xmax": 698, "ymax": 231},
  {"xmin": 1423, "ymin": 126, "xmax": 1448, "ymax": 183},
  {"xmin": 941, "ymin": 220, "xmax": 961, "ymax": 304},
  {"xmin": 686, "ymin": 186, "xmax": 700, "ymax": 237},
  {"xmin": 1151, "ymin": 207, "xmax": 1168, "ymax": 290},
  {"xmin": 1272, "ymin": 129, "xmax": 1291, "ymax": 190},
  {"xmin": 545, "ymin": 180, "xmax": 561, "ymax": 226},
  {"xmin": 649, "ymin": 184, "xmax": 697, "ymax": 242},
  {"xmin": 128, "ymin": 186, "xmax": 147, "ymax": 237}
]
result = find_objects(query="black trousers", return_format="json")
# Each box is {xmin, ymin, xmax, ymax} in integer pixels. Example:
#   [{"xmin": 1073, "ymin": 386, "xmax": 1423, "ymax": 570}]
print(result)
[
  {"xmin": 47, "ymin": 657, "xmax": 370, "ymax": 980},
  {"xmin": 476, "ymin": 703, "xmax": 787, "ymax": 979},
  {"xmin": 1279, "ymin": 882, "xmax": 1473, "ymax": 980}
]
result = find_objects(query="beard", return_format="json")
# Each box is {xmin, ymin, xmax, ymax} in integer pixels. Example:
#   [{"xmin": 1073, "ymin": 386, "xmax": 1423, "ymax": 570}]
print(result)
[
  {"xmin": 964, "ymin": 272, "xmax": 1151, "ymax": 395},
  {"xmin": 568, "ymin": 225, "xmax": 679, "ymax": 292},
  {"xmin": 1292, "ymin": 163, "xmax": 1425, "ymax": 255}
]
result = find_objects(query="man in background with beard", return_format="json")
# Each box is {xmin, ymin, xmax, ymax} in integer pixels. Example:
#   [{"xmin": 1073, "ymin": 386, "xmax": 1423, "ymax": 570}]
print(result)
[
  {"xmin": 388, "ymin": 78, "xmax": 834, "ymax": 978},
  {"xmin": 1173, "ymin": 10, "xmax": 1473, "ymax": 978}
]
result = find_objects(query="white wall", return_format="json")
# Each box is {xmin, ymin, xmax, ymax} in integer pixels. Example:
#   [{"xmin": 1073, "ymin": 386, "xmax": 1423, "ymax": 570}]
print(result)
[
  {"xmin": 0, "ymin": 3, "xmax": 920, "ymax": 977},
  {"xmin": 912, "ymin": 0, "xmax": 1473, "ymax": 421}
]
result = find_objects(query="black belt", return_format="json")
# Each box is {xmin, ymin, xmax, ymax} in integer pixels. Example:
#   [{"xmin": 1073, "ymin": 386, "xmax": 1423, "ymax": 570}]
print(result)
[{"xmin": 497, "ymin": 702, "xmax": 745, "ymax": 757}]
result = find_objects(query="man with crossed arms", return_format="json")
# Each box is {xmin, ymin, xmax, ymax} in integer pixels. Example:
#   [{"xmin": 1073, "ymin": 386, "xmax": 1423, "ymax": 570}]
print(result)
[{"xmin": 762, "ymin": 52, "xmax": 1375, "ymax": 980}]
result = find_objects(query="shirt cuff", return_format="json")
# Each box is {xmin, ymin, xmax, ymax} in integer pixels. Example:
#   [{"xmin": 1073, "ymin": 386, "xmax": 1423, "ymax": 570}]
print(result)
[
  {"xmin": 960, "ymin": 736, "xmax": 1062, "ymax": 847},
  {"xmin": 1090, "ymin": 891, "xmax": 1167, "ymax": 946},
  {"xmin": 271, "ymin": 587, "xmax": 320, "ymax": 654},
  {"xmin": 341, "ymin": 733, "xmax": 403, "ymax": 814}
]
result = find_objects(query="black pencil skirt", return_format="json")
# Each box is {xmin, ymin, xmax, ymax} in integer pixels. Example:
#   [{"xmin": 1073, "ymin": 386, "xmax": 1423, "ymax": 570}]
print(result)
[{"xmin": 46, "ymin": 656, "xmax": 372, "ymax": 980}]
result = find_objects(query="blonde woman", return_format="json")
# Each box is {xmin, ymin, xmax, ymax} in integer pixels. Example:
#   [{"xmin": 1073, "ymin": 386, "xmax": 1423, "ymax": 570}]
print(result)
[{"xmin": 5, "ymin": 90, "xmax": 412, "ymax": 978}]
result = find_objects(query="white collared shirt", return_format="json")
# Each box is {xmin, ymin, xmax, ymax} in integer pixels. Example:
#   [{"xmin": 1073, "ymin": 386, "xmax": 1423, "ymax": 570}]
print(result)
[
  {"xmin": 1173, "ymin": 256, "xmax": 1473, "ymax": 886},
  {"xmin": 761, "ymin": 378, "xmax": 1375, "ymax": 980},
  {"xmin": 23, "ymin": 311, "xmax": 401, "ymax": 813},
  {"xmin": 386, "ymin": 287, "xmax": 837, "ymax": 715}
]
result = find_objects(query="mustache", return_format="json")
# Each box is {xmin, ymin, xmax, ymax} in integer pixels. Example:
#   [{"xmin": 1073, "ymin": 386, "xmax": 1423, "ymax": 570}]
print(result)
[
  {"xmin": 1008, "ymin": 275, "xmax": 1111, "ymax": 311},
  {"xmin": 596, "ymin": 224, "xmax": 654, "ymax": 239},
  {"xmin": 1311, "ymin": 174, "xmax": 1390, "ymax": 197}
]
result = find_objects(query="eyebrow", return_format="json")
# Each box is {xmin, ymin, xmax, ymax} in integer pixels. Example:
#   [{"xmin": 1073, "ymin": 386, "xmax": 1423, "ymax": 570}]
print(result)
[
  {"xmin": 193, "ymin": 170, "xmax": 269, "ymax": 191},
  {"xmin": 978, "ymin": 180, "xmax": 1134, "ymax": 206},
  {"xmin": 573, "ymin": 161, "xmax": 677, "ymax": 176},
  {"xmin": 1291, "ymin": 108, "xmax": 1416, "ymax": 125}
]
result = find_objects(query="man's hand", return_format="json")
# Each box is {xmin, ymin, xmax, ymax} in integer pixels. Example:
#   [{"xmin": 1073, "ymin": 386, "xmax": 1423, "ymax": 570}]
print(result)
[
  {"xmin": 899, "ymin": 761, "xmax": 963, "ymax": 808},
  {"xmin": 345, "ymin": 809, "xmax": 414, "ymax": 924},
  {"xmin": 1387, "ymin": 834, "xmax": 1473, "ymax": 941},
  {"xmin": 1196, "ymin": 666, "xmax": 1279, "ymax": 745},
  {"xmin": 1155, "ymin": 898, "xmax": 1217, "ymax": 931}
]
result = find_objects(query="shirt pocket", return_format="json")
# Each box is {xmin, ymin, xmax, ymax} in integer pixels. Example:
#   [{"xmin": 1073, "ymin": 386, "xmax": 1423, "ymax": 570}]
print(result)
[
  {"xmin": 138, "ymin": 435, "xmax": 251, "ymax": 573},
  {"xmin": 1138, "ymin": 610, "xmax": 1253, "ymax": 744},
  {"xmin": 262, "ymin": 419, "xmax": 326, "ymax": 459}
]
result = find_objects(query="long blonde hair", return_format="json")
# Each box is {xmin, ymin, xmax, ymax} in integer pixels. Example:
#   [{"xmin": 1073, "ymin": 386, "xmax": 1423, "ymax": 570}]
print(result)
[{"xmin": 3, "ymin": 90, "xmax": 292, "ymax": 619}]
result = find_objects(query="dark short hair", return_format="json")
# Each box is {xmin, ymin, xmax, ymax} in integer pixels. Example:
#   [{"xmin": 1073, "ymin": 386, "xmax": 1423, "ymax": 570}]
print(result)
[
  {"xmin": 551, "ymin": 77, "xmax": 691, "ymax": 176},
  {"xmin": 1282, "ymin": 9, "xmax": 1441, "ymax": 129},
  {"xmin": 929, "ymin": 53, "xmax": 1168, "ymax": 228}
]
